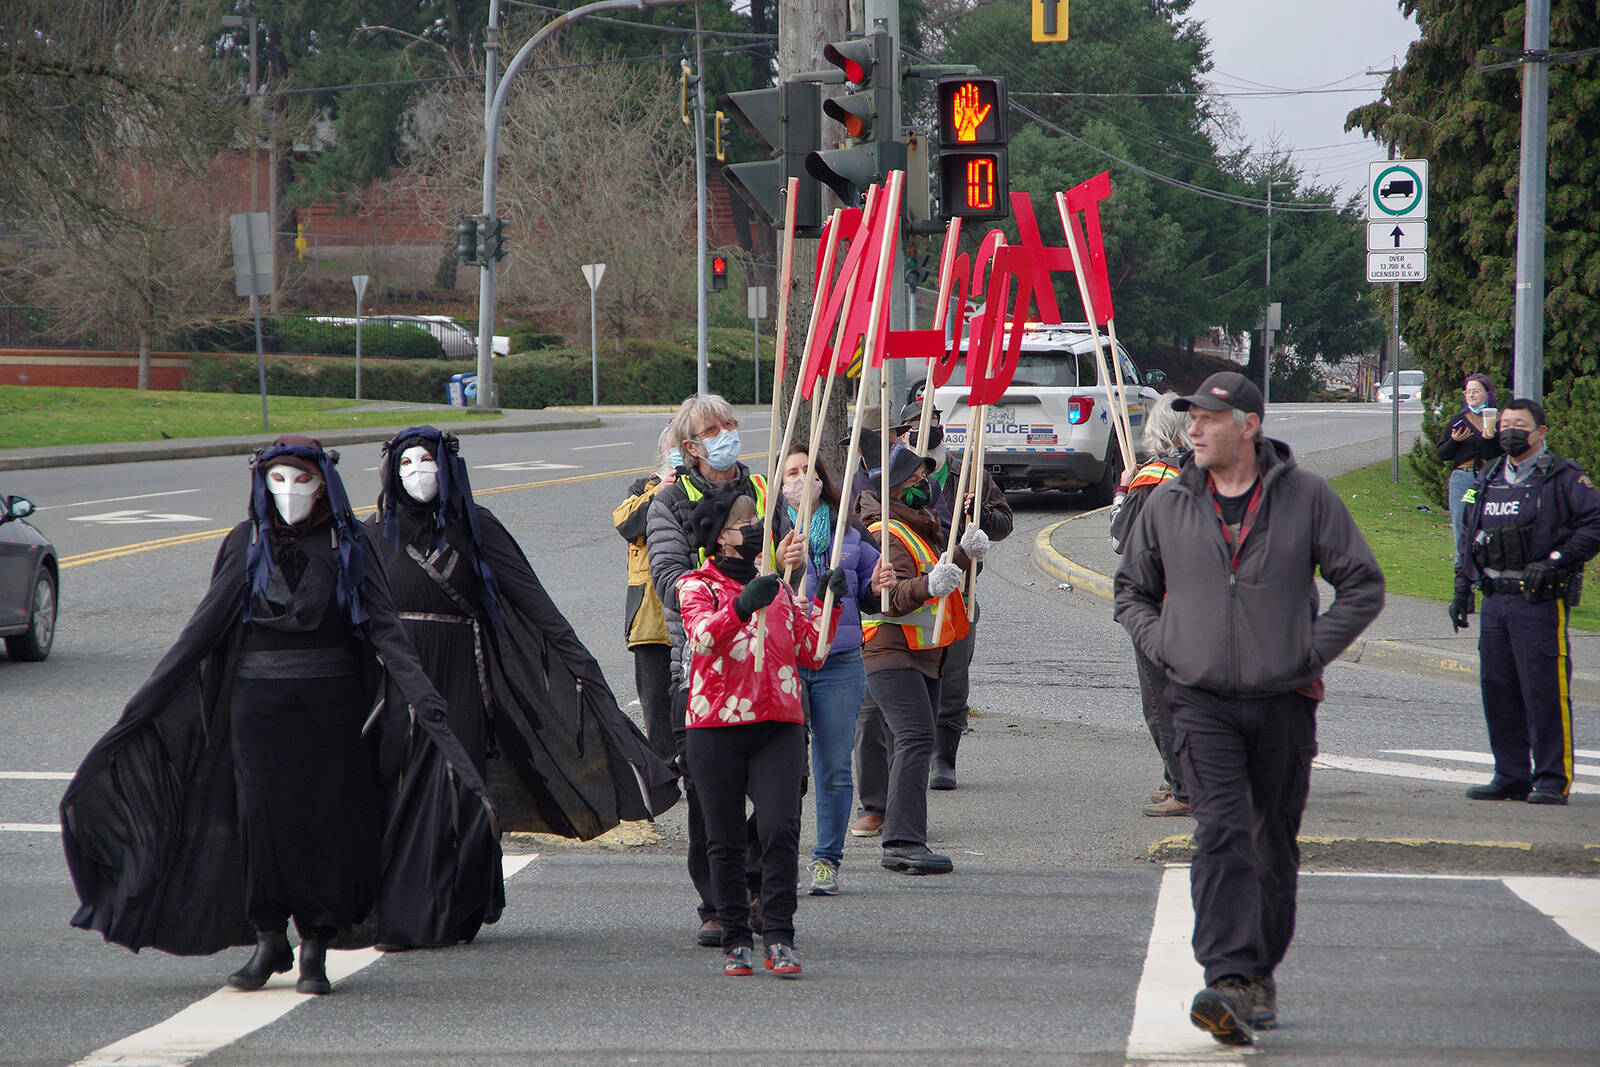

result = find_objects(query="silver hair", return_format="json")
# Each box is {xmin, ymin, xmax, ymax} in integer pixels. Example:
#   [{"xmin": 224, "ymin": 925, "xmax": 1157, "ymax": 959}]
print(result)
[
  {"xmin": 653, "ymin": 419, "xmax": 678, "ymax": 475},
  {"xmin": 672, "ymin": 393, "xmax": 735, "ymax": 453},
  {"xmin": 1231, "ymin": 407, "xmax": 1263, "ymax": 440},
  {"xmin": 1142, "ymin": 392, "xmax": 1192, "ymax": 455}
]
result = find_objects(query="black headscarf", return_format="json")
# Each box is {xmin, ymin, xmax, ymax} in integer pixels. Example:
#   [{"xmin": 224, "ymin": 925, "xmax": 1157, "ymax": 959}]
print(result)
[
  {"xmin": 376, "ymin": 425, "xmax": 504, "ymax": 632},
  {"xmin": 245, "ymin": 435, "xmax": 368, "ymax": 628}
]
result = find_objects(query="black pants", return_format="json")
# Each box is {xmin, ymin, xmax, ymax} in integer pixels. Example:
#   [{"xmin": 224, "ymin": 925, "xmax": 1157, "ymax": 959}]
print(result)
[
  {"xmin": 632, "ymin": 642, "xmax": 674, "ymax": 762},
  {"xmin": 1169, "ymin": 682, "xmax": 1316, "ymax": 986},
  {"xmin": 673, "ymin": 685, "xmax": 760, "ymax": 921},
  {"xmin": 686, "ymin": 721, "xmax": 805, "ymax": 949},
  {"xmin": 867, "ymin": 668, "xmax": 942, "ymax": 848},
  {"xmin": 935, "ymin": 602, "xmax": 979, "ymax": 765},
  {"xmin": 1479, "ymin": 592, "xmax": 1576, "ymax": 795},
  {"xmin": 1135, "ymin": 643, "xmax": 1185, "ymax": 801},
  {"xmin": 854, "ymin": 692, "xmax": 888, "ymax": 817}
]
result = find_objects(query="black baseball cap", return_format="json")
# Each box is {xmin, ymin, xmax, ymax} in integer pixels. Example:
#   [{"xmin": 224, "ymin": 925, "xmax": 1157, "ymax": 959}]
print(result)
[{"xmin": 1172, "ymin": 371, "xmax": 1264, "ymax": 418}]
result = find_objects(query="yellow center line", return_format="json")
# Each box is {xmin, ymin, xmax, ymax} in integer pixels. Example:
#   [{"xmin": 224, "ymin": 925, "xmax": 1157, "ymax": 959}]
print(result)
[{"xmin": 56, "ymin": 455, "xmax": 770, "ymax": 567}]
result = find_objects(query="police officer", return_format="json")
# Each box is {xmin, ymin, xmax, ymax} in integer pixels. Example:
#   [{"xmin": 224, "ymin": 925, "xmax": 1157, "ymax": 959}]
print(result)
[{"xmin": 1451, "ymin": 398, "xmax": 1600, "ymax": 806}]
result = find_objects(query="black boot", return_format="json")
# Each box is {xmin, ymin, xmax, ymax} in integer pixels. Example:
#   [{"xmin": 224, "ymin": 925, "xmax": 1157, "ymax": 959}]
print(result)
[
  {"xmin": 296, "ymin": 935, "xmax": 332, "ymax": 995},
  {"xmin": 227, "ymin": 927, "xmax": 293, "ymax": 991},
  {"xmin": 929, "ymin": 728, "xmax": 961, "ymax": 791}
]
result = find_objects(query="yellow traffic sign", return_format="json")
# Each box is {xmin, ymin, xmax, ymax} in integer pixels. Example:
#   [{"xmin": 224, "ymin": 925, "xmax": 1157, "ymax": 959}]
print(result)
[{"xmin": 1033, "ymin": 0, "xmax": 1069, "ymax": 42}]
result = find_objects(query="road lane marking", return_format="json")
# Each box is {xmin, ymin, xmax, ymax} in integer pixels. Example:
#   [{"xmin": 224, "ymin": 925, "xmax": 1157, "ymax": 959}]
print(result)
[
  {"xmin": 0, "ymin": 771, "xmax": 72, "ymax": 779},
  {"xmin": 1, "ymin": 823, "xmax": 59, "ymax": 832},
  {"xmin": 1385, "ymin": 749, "xmax": 1600, "ymax": 778},
  {"xmin": 570, "ymin": 441, "xmax": 633, "ymax": 450},
  {"xmin": 56, "ymin": 454, "xmax": 772, "ymax": 566},
  {"xmin": 1125, "ymin": 865, "xmax": 1242, "ymax": 1063},
  {"xmin": 1503, "ymin": 877, "xmax": 1600, "ymax": 956},
  {"xmin": 35, "ymin": 490, "xmax": 200, "ymax": 511},
  {"xmin": 1313, "ymin": 754, "xmax": 1600, "ymax": 795},
  {"xmin": 70, "ymin": 854, "xmax": 539, "ymax": 1066},
  {"xmin": 69, "ymin": 510, "xmax": 211, "ymax": 524}
]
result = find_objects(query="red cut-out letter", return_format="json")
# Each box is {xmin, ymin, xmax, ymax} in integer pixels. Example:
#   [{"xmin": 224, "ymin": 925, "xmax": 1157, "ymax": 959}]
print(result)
[
  {"xmin": 1060, "ymin": 172, "xmax": 1115, "ymax": 325},
  {"xmin": 965, "ymin": 246, "xmax": 1034, "ymax": 406},
  {"xmin": 1008, "ymin": 192, "xmax": 1078, "ymax": 325}
]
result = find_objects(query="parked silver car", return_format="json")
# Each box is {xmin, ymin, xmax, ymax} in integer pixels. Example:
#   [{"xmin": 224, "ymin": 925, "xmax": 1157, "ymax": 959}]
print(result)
[{"xmin": 0, "ymin": 493, "xmax": 57, "ymax": 661}]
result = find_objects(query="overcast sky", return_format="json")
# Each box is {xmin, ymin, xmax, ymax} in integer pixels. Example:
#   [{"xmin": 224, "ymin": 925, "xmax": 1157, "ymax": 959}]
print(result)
[{"xmin": 1187, "ymin": 0, "xmax": 1421, "ymax": 201}]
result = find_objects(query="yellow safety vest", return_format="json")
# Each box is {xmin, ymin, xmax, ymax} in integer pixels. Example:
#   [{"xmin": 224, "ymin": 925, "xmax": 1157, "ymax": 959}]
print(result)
[
  {"xmin": 682, "ymin": 474, "xmax": 768, "ymax": 566},
  {"xmin": 861, "ymin": 518, "xmax": 970, "ymax": 650}
]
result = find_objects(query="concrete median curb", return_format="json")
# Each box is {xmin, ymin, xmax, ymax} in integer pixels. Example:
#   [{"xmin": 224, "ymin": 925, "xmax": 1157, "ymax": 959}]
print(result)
[
  {"xmin": 1148, "ymin": 832, "xmax": 1600, "ymax": 876},
  {"xmin": 1032, "ymin": 521, "xmax": 1115, "ymax": 600}
]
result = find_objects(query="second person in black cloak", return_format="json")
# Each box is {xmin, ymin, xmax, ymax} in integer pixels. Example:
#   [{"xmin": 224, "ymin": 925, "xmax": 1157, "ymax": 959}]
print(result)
[{"xmin": 366, "ymin": 425, "xmax": 680, "ymax": 932}]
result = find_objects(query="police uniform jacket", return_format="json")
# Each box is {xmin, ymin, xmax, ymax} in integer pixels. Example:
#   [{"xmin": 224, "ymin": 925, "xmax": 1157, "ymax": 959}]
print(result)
[{"xmin": 1453, "ymin": 450, "xmax": 1600, "ymax": 597}]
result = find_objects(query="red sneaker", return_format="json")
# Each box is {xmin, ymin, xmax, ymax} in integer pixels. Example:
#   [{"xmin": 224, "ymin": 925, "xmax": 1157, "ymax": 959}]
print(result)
[
  {"xmin": 723, "ymin": 947, "xmax": 753, "ymax": 976},
  {"xmin": 764, "ymin": 943, "xmax": 802, "ymax": 978}
]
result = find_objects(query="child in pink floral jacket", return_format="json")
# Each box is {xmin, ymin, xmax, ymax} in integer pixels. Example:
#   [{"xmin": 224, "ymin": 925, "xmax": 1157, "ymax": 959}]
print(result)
[{"xmin": 677, "ymin": 494, "xmax": 841, "ymax": 979}]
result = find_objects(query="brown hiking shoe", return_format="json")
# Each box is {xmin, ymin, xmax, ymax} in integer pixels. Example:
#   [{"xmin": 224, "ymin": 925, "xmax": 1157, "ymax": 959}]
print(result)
[
  {"xmin": 1191, "ymin": 976, "xmax": 1255, "ymax": 1046},
  {"xmin": 848, "ymin": 812, "xmax": 883, "ymax": 837}
]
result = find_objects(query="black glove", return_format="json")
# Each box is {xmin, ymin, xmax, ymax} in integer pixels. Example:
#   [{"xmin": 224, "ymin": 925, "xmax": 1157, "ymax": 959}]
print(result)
[
  {"xmin": 1522, "ymin": 560, "xmax": 1558, "ymax": 603},
  {"xmin": 819, "ymin": 566, "xmax": 849, "ymax": 601},
  {"xmin": 733, "ymin": 573, "xmax": 782, "ymax": 621},
  {"xmin": 1448, "ymin": 589, "xmax": 1474, "ymax": 632}
]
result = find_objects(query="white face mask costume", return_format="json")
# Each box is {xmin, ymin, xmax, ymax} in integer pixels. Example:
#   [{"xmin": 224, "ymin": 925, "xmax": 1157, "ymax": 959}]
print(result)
[
  {"xmin": 265, "ymin": 463, "xmax": 324, "ymax": 525},
  {"xmin": 398, "ymin": 445, "xmax": 440, "ymax": 503}
]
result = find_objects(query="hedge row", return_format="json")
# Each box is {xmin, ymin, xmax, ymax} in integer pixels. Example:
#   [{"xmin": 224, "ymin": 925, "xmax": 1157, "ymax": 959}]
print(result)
[
  {"xmin": 181, "ymin": 326, "xmax": 780, "ymax": 408},
  {"xmin": 183, "ymin": 317, "xmax": 446, "ymax": 360}
]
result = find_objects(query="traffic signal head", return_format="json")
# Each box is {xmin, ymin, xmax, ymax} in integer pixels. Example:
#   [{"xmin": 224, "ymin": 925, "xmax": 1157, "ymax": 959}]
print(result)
[
  {"xmin": 720, "ymin": 81, "xmax": 823, "ymax": 235},
  {"xmin": 936, "ymin": 76, "xmax": 1010, "ymax": 221},
  {"xmin": 710, "ymin": 255, "xmax": 728, "ymax": 291},
  {"xmin": 821, "ymin": 34, "xmax": 884, "ymax": 85},
  {"xmin": 455, "ymin": 216, "xmax": 479, "ymax": 265},
  {"xmin": 482, "ymin": 217, "xmax": 508, "ymax": 262},
  {"xmin": 805, "ymin": 140, "xmax": 907, "ymax": 208}
]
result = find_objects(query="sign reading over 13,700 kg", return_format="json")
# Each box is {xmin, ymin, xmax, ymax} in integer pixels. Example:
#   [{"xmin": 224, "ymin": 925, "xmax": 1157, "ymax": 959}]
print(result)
[{"xmin": 1366, "ymin": 159, "xmax": 1428, "ymax": 283}]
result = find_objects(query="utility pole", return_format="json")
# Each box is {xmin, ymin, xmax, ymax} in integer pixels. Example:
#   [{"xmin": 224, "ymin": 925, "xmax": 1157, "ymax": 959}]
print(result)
[
  {"xmin": 691, "ymin": 20, "xmax": 710, "ymax": 395},
  {"xmin": 1511, "ymin": 0, "xmax": 1550, "ymax": 402},
  {"xmin": 1263, "ymin": 178, "xmax": 1290, "ymax": 408},
  {"xmin": 779, "ymin": 0, "xmax": 847, "ymax": 473}
]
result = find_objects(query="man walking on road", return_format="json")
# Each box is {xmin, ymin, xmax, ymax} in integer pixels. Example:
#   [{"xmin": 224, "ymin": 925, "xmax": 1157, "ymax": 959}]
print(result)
[
  {"xmin": 1113, "ymin": 372, "xmax": 1385, "ymax": 1046},
  {"xmin": 1450, "ymin": 398, "xmax": 1600, "ymax": 806}
]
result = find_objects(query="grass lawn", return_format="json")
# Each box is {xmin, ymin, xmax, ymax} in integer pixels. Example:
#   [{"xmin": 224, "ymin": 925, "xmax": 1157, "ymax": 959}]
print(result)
[
  {"xmin": 1331, "ymin": 458, "xmax": 1598, "ymax": 631},
  {"xmin": 0, "ymin": 386, "xmax": 497, "ymax": 450}
]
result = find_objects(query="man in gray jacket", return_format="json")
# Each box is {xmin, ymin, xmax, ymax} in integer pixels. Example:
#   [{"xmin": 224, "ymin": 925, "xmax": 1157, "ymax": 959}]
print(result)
[{"xmin": 1113, "ymin": 372, "xmax": 1384, "ymax": 1046}]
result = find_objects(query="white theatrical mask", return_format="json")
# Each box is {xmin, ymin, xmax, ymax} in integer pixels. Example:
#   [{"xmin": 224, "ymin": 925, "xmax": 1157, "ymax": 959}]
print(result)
[
  {"xmin": 399, "ymin": 445, "xmax": 440, "ymax": 503},
  {"xmin": 265, "ymin": 463, "xmax": 324, "ymax": 524}
]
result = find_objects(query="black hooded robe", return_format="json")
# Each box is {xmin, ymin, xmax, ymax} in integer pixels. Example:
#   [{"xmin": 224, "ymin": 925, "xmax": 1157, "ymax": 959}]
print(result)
[
  {"xmin": 365, "ymin": 503, "xmax": 680, "ymax": 849},
  {"xmin": 59, "ymin": 521, "xmax": 503, "ymax": 956}
]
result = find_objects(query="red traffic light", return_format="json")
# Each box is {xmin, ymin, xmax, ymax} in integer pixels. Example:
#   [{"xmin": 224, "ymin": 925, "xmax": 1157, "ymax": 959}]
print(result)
[
  {"xmin": 710, "ymin": 255, "xmax": 729, "ymax": 291},
  {"xmin": 712, "ymin": 256, "xmax": 727, "ymax": 274}
]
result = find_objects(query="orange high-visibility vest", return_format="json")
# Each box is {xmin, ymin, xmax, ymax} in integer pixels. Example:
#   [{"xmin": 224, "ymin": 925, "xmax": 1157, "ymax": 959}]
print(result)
[{"xmin": 861, "ymin": 519, "xmax": 970, "ymax": 650}]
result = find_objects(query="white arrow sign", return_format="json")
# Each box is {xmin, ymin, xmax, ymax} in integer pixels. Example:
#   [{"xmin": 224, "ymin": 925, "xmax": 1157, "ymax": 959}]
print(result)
[{"xmin": 1367, "ymin": 221, "xmax": 1427, "ymax": 252}]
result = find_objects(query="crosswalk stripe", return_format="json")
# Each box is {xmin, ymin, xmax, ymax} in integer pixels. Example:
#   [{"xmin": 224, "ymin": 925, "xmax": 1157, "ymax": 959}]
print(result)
[
  {"xmin": 1125, "ymin": 865, "xmax": 1243, "ymax": 1062},
  {"xmin": 1312, "ymin": 754, "xmax": 1600, "ymax": 794},
  {"xmin": 1, "ymin": 823, "xmax": 59, "ymax": 833},
  {"xmin": 1502, "ymin": 877, "xmax": 1600, "ymax": 956},
  {"xmin": 70, "ymin": 854, "xmax": 539, "ymax": 1066},
  {"xmin": 1384, "ymin": 750, "xmax": 1600, "ymax": 778}
]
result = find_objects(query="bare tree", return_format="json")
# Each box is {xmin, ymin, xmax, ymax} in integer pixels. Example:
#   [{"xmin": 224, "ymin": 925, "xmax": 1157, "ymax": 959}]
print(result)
[
  {"xmin": 14, "ymin": 164, "xmax": 239, "ymax": 389},
  {"xmin": 0, "ymin": 0, "xmax": 254, "ymax": 229},
  {"xmin": 405, "ymin": 44, "xmax": 695, "ymax": 342}
]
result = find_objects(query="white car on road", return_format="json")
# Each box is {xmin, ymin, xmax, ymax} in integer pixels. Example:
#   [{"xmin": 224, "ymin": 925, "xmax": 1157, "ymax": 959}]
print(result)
[
  {"xmin": 927, "ymin": 323, "xmax": 1168, "ymax": 506},
  {"xmin": 1375, "ymin": 369, "xmax": 1424, "ymax": 403}
]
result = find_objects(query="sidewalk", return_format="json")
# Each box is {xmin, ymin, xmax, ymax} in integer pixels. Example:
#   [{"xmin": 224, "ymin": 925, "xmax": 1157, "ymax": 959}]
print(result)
[
  {"xmin": 1033, "ymin": 507, "xmax": 1600, "ymax": 876},
  {"xmin": 0, "ymin": 401, "xmax": 602, "ymax": 472}
]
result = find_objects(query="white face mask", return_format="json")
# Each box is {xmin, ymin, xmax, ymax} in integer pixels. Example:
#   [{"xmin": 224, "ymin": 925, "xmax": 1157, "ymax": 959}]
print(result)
[
  {"xmin": 265, "ymin": 463, "xmax": 324, "ymax": 524},
  {"xmin": 398, "ymin": 445, "xmax": 440, "ymax": 503}
]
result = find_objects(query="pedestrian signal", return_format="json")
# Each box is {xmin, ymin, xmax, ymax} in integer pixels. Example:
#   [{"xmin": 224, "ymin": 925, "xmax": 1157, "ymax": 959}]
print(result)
[
  {"xmin": 710, "ymin": 255, "xmax": 729, "ymax": 292},
  {"xmin": 936, "ymin": 77, "xmax": 1009, "ymax": 221}
]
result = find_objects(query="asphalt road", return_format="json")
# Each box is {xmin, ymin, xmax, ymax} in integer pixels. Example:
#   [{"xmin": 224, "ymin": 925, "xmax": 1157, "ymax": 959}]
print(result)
[{"xmin": 3, "ymin": 404, "xmax": 1598, "ymax": 1064}]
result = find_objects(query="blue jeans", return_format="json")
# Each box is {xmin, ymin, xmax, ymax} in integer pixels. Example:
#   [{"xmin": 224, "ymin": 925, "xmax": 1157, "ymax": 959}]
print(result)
[
  {"xmin": 1448, "ymin": 466, "xmax": 1477, "ymax": 566},
  {"xmin": 800, "ymin": 646, "xmax": 868, "ymax": 864}
]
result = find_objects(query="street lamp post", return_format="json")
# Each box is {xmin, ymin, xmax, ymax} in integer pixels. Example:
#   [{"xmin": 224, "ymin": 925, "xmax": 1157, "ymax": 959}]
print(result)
[{"xmin": 1264, "ymin": 179, "xmax": 1292, "ymax": 406}]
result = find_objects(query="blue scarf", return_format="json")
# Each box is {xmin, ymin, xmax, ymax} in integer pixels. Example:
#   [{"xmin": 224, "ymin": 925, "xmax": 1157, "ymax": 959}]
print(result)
[
  {"xmin": 245, "ymin": 442, "xmax": 368, "ymax": 629},
  {"xmin": 786, "ymin": 502, "xmax": 834, "ymax": 573}
]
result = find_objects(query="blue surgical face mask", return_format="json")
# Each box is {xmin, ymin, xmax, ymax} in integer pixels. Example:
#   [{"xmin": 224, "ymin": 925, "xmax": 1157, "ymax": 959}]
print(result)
[
  {"xmin": 700, "ymin": 428, "xmax": 742, "ymax": 472},
  {"xmin": 1468, "ymin": 402, "xmax": 1486, "ymax": 414},
  {"xmin": 667, "ymin": 447, "xmax": 683, "ymax": 469}
]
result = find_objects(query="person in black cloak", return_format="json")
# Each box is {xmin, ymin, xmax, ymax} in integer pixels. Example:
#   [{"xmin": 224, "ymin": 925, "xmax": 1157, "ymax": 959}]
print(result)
[
  {"xmin": 365, "ymin": 426, "xmax": 679, "ymax": 934},
  {"xmin": 59, "ymin": 435, "xmax": 503, "ymax": 996}
]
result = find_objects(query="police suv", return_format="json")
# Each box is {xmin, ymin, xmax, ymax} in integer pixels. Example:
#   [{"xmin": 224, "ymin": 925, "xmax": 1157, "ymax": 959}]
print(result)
[{"xmin": 925, "ymin": 323, "xmax": 1167, "ymax": 506}]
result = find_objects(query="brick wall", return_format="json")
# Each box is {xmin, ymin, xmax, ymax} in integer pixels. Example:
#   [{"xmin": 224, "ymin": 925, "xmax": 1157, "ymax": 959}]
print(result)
[{"xmin": 0, "ymin": 350, "xmax": 191, "ymax": 390}]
